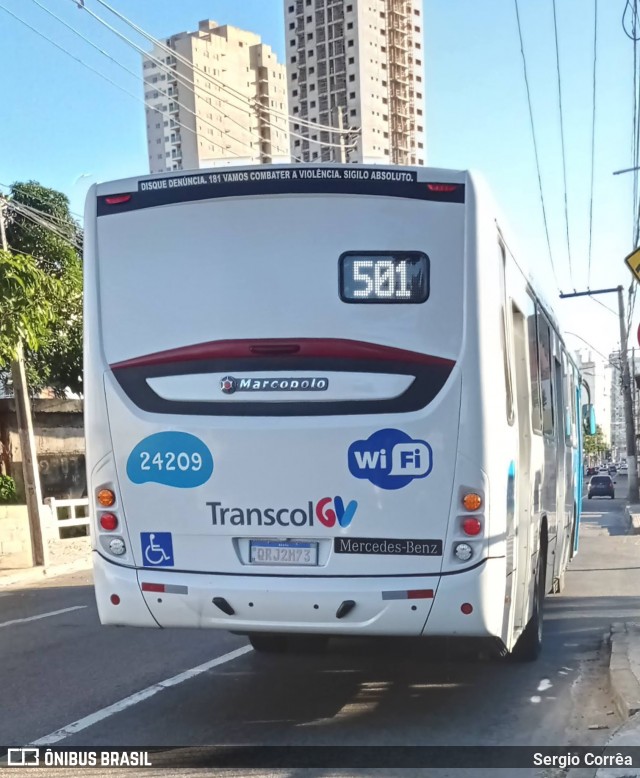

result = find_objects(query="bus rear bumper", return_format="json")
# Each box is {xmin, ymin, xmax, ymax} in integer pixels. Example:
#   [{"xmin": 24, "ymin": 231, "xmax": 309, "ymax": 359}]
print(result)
[{"xmin": 95, "ymin": 553, "xmax": 506, "ymax": 640}]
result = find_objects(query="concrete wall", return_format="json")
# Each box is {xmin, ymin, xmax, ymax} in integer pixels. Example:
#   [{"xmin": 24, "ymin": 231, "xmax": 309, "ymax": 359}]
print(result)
[
  {"xmin": 0, "ymin": 398, "xmax": 86, "ymax": 499},
  {"xmin": 0, "ymin": 505, "xmax": 32, "ymax": 568},
  {"xmin": 0, "ymin": 502, "xmax": 91, "ymax": 570}
]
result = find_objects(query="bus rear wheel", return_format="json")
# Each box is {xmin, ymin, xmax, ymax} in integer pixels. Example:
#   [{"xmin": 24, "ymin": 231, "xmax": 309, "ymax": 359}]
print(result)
[{"xmin": 511, "ymin": 546, "xmax": 546, "ymax": 662}]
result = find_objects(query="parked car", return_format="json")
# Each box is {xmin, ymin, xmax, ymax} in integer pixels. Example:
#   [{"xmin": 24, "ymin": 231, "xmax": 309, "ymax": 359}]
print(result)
[{"xmin": 588, "ymin": 474, "xmax": 615, "ymax": 500}]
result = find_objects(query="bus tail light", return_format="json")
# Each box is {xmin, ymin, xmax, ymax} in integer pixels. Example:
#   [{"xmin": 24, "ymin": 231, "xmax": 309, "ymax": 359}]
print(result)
[
  {"xmin": 110, "ymin": 594, "xmax": 120, "ymax": 605},
  {"xmin": 97, "ymin": 488, "xmax": 116, "ymax": 507},
  {"xmin": 99, "ymin": 512, "xmax": 118, "ymax": 531},
  {"xmin": 461, "ymin": 603, "xmax": 473, "ymax": 615},
  {"xmin": 454, "ymin": 543, "xmax": 473, "ymax": 562},
  {"xmin": 462, "ymin": 517, "xmax": 482, "ymax": 536},
  {"xmin": 462, "ymin": 492, "xmax": 482, "ymax": 511}
]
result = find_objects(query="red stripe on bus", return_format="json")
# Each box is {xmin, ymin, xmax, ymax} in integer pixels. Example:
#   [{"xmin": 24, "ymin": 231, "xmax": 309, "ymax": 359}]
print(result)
[
  {"xmin": 141, "ymin": 582, "xmax": 165, "ymax": 593},
  {"xmin": 111, "ymin": 339, "xmax": 456, "ymax": 370}
]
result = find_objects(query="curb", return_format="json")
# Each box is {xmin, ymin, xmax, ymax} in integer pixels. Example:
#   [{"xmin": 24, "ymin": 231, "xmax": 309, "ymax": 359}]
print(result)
[
  {"xmin": 624, "ymin": 505, "xmax": 640, "ymax": 533},
  {"xmin": 0, "ymin": 557, "xmax": 92, "ymax": 588},
  {"xmin": 610, "ymin": 623, "xmax": 640, "ymax": 720}
]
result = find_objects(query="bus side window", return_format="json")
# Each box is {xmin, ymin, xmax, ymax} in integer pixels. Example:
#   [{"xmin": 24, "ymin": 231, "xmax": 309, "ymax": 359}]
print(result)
[
  {"xmin": 526, "ymin": 295, "xmax": 542, "ymax": 434},
  {"xmin": 499, "ymin": 241, "xmax": 515, "ymax": 425},
  {"xmin": 537, "ymin": 312, "xmax": 554, "ymax": 435}
]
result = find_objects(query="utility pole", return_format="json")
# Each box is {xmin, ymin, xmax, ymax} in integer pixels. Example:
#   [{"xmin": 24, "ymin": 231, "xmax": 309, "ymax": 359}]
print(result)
[
  {"xmin": 560, "ymin": 286, "xmax": 640, "ymax": 503},
  {"xmin": 0, "ymin": 197, "xmax": 47, "ymax": 566}
]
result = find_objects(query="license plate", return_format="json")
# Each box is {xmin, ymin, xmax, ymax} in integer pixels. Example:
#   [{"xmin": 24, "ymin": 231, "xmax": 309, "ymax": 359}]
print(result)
[{"xmin": 249, "ymin": 540, "xmax": 319, "ymax": 566}]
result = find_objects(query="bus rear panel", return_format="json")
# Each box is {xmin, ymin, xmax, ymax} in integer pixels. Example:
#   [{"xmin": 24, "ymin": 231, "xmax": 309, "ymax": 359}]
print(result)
[{"xmin": 85, "ymin": 166, "xmax": 504, "ymax": 643}]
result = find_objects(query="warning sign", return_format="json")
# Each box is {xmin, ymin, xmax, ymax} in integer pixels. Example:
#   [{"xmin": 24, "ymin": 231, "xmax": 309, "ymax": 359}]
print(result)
[{"xmin": 624, "ymin": 246, "xmax": 640, "ymax": 283}]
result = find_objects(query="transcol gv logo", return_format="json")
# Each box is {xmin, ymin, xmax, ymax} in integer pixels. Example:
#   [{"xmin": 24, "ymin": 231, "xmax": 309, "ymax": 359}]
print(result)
[
  {"xmin": 348, "ymin": 428, "xmax": 433, "ymax": 490},
  {"xmin": 207, "ymin": 496, "xmax": 357, "ymax": 528}
]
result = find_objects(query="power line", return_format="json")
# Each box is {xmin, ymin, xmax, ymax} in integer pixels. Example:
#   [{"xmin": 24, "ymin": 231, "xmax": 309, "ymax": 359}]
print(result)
[
  {"xmin": 26, "ymin": 0, "xmax": 284, "ymax": 162},
  {"xmin": 82, "ymin": 0, "xmax": 360, "ymax": 143},
  {"xmin": 0, "ymin": 1, "xmax": 248, "ymax": 164},
  {"xmin": 623, "ymin": 0, "xmax": 640, "ymax": 39},
  {"xmin": 564, "ymin": 331, "xmax": 611, "ymax": 363},
  {"xmin": 513, "ymin": 0, "xmax": 560, "ymax": 292},
  {"xmin": 0, "ymin": 182, "xmax": 83, "ymax": 222},
  {"xmin": 589, "ymin": 295, "xmax": 619, "ymax": 318},
  {"xmin": 551, "ymin": 0, "xmax": 573, "ymax": 287},
  {"xmin": 8, "ymin": 202, "xmax": 83, "ymax": 253},
  {"xmin": 587, "ymin": 0, "xmax": 598, "ymax": 287}
]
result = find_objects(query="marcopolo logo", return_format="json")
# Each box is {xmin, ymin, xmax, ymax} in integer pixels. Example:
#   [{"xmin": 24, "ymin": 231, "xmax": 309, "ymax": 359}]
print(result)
[
  {"xmin": 207, "ymin": 496, "xmax": 357, "ymax": 529},
  {"xmin": 220, "ymin": 375, "xmax": 329, "ymax": 394},
  {"xmin": 348, "ymin": 428, "xmax": 433, "ymax": 490},
  {"xmin": 127, "ymin": 431, "xmax": 213, "ymax": 488}
]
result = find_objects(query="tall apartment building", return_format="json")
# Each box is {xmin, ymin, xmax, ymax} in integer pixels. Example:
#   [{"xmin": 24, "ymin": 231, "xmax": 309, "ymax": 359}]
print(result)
[
  {"xmin": 284, "ymin": 0, "xmax": 426, "ymax": 164},
  {"xmin": 143, "ymin": 21, "xmax": 289, "ymax": 173}
]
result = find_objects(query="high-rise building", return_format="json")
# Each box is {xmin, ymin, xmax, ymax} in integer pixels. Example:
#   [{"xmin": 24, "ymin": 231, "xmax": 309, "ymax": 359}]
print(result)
[
  {"xmin": 143, "ymin": 21, "xmax": 290, "ymax": 173},
  {"xmin": 284, "ymin": 0, "xmax": 426, "ymax": 164}
]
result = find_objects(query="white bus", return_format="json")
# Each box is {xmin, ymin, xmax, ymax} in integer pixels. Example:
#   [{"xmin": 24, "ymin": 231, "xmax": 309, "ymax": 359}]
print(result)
[{"xmin": 84, "ymin": 164, "xmax": 593, "ymax": 661}]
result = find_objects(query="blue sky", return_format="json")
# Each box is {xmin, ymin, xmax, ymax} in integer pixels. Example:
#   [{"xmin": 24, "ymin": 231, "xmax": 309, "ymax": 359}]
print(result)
[{"xmin": 0, "ymin": 0, "xmax": 637, "ymax": 362}]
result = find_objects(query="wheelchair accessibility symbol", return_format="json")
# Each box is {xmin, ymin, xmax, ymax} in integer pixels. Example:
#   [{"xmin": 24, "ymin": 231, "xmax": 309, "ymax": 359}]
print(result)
[{"xmin": 141, "ymin": 532, "xmax": 174, "ymax": 567}]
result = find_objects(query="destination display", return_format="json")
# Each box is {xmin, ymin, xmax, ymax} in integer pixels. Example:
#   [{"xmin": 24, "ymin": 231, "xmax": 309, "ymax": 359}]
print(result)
[{"xmin": 340, "ymin": 252, "xmax": 429, "ymax": 303}]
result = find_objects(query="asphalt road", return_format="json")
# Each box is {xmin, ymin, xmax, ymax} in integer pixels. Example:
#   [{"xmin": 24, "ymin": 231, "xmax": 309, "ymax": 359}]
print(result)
[{"xmin": 2, "ymin": 491, "xmax": 639, "ymax": 776}]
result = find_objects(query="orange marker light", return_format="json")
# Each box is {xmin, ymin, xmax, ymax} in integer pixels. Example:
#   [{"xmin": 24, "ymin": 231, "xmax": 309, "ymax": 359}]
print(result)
[
  {"xmin": 462, "ymin": 493, "xmax": 482, "ymax": 511},
  {"xmin": 97, "ymin": 488, "xmax": 115, "ymax": 507}
]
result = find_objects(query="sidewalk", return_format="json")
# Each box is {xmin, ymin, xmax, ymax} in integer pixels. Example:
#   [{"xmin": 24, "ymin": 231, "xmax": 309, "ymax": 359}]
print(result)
[
  {"xmin": 0, "ymin": 556, "xmax": 92, "ymax": 588},
  {"xmin": 568, "ymin": 503, "xmax": 640, "ymax": 778}
]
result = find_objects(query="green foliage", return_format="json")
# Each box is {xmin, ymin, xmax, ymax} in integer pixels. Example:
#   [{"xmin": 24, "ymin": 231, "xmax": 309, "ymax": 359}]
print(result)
[
  {"xmin": 0, "ymin": 249, "xmax": 60, "ymax": 362},
  {"xmin": 583, "ymin": 424, "xmax": 608, "ymax": 458},
  {"xmin": 0, "ymin": 475, "xmax": 18, "ymax": 504},
  {"xmin": 2, "ymin": 182, "xmax": 83, "ymax": 396}
]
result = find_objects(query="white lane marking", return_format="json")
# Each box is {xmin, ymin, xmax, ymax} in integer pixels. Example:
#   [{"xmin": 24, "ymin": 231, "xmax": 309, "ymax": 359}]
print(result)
[
  {"xmin": 530, "ymin": 696, "xmax": 541, "ymax": 704},
  {"xmin": 537, "ymin": 678, "xmax": 552, "ymax": 692},
  {"xmin": 31, "ymin": 644, "xmax": 253, "ymax": 745},
  {"xmin": 0, "ymin": 605, "xmax": 87, "ymax": 629}
]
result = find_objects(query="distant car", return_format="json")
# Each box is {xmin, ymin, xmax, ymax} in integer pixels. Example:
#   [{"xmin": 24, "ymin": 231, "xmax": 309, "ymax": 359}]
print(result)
[
  {"xmin": 608, "ymin": 465, "xmax": 617, "ymax": 474},
  {"xmin": 586, "ymin": 466, "xmax": 598, "ymax": 476},
  {"xmin": 588, "ymin": 475, "xmax": 615, "ymax": 499},
  {"xmin": 620, "ymin": 463, "xmax": 628, "ymax": 472},
  {"xmin": 599, "ymin": 465, "xmax": 607, "ymax": 472}
]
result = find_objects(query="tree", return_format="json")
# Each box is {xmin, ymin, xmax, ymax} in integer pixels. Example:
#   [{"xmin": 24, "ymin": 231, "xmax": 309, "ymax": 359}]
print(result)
[
  {"xmin": 0, "ymin": 250, "xmax": 61, "ymax": 364},
  {"xmin": 2, "ymin": 182, "xmax": 83, "ymax": 395},
  {"xmin": 583, "ymin": 424, "xmax": 608, "ymax": 459}
]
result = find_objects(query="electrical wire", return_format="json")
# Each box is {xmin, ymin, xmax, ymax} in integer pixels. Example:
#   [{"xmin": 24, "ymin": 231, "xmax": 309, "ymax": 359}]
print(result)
[
  {"xmin": 26, "ymin": 0, "xmax": 289, "ymax": 162},
  {"xmin": 587, "ymin": 0, "xmax": 598, "ymax": 287},
  {"xmin": 0, "ymin": 2, "xmax": 247, "ymax": 163},
  {"xmin": 78, "ymin": 0, "xmax": 353, "ymax": 153},
  {"xmin": 513, "ymin": 0, "xmax": 560, "ymax": 292},
  {"xmin": 8, "ymin": 202, "xmax": 83, "ymax": 252},
  {"xmin": 83, "ymin": 0, "xmax": 360, "ymax": 143},
  {"xmin": 551, "ymin": 0, "xmax": 573, "ymax": 287},
  {"xmin": 0, "ymin": 182, "xmax": 83, "ymax": 222},
  {"xmin": 589, "ymin": 295, "xmax": 619, "ymax": 318},
  {"xmin": 564, "ymin": 331, "xmax": 612, "ymax": 363},
  {"xmin": 623, "ymin": 0, "xmax": 640, "ymax": 40}
]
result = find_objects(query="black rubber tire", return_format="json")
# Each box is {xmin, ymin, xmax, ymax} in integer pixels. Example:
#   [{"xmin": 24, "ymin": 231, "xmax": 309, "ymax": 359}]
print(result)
[
  {"xmin": 511, "ymin": 548, "xmax": 546, "ymax": 662},
  {"xmin": 248, "ymin": 633, "xmax": 288, "ymax": 653},
  {"xmin": 588, "ymin": 495, "xmax": 592, "ymax": 499}
]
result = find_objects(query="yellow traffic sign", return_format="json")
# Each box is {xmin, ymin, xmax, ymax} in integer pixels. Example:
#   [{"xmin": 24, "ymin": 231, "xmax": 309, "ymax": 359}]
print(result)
[{"xmin": 625, "ymin": 246, "xmax": 640, "ymax": 283}]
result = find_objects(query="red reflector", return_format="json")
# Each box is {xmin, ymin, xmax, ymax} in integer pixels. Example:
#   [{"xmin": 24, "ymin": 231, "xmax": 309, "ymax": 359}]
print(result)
[
  {"xmin": 105, "ymin": 194, "xmax": 132, "ymax": 205},
  {"xmin": 141, "ymin": 583, "xmax": 165, "ymax": 593},
  {"xmin": 427, "ymin": 183, "xmax": 458, "ymax": 193},
  {"xmin": 462, "ymin": 517, "xmax": 482, "ymax": 536},
  {"xmin": 461, "ymin": 603, "xmax": 473, "ymax": 615},
  {"xmin": 407, "ymin": 589, "xmax": 434, "ymax": 599},
  {"xmin": 110, "ymin": 594, "xmax": 120, "ymax": 605},
  {"xmin": 99, "ymin": 512, "xmax": 118, "ymax": 531}
]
